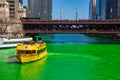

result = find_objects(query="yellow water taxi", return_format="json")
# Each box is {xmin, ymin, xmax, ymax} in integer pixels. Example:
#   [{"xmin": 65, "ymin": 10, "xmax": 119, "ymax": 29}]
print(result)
[{"xmin": 15, "ymin": 38, "xmax": 47, "ymax": 63}]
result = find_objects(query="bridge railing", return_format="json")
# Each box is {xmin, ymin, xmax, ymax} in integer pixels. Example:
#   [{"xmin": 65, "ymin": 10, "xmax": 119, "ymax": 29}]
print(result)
[{"xmin": 21, "ymin": 18, "xmax": 120, "ymax": 25}]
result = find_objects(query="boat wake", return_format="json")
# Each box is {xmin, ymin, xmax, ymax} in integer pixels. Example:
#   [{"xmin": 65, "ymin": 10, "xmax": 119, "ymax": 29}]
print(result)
[
  {"xmin": 6, "ymin": 56, "xmax": 20, "ymax": 64},
  {"xmin": 48, "ymin": 53, "xmax": 101, "ymax": 61}
]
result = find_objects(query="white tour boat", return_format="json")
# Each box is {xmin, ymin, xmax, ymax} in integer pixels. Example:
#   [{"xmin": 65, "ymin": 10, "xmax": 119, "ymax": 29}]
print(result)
[{"xmin": 0, "ymin": 38, "xmax": 32, "ymax": 48}]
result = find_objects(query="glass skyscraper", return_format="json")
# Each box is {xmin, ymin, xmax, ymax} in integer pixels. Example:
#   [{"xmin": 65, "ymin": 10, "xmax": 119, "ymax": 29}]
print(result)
[
  {"xmin": 117, "ymin": 0, "xmax": 120, "ymax": 19},
  {"xmin": 89, "ymin": 0, "xmax": 97, "ymax": 20},
  {"xmin": 100, "ymin": 0, "xmax": 106, "ymax": 20},
  {"xmin": 28, "ymin": 0, "xmax": 52, "ymax": 20},
  {"xmin": 96, "ymin": 0, "xmax": 101, "ymax": 19},
  {"xmin": 89, "ymin": 0, "xmax": 119, "ymax": 20},
  {"xmin": 106, "ymin": 0, "xmax": 118, "ymax": 19}
]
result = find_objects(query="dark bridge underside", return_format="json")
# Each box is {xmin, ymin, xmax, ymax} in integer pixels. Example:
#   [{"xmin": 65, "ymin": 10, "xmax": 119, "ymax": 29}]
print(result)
[{"xmin": 21, "ymin": 18, "xmax": 120, "ymax": 36}]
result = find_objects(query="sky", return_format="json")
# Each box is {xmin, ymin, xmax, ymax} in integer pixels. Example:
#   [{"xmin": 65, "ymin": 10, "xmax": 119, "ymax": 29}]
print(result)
[{"xmin": 23, "ymin": 0, "xmax": 90, "ymax": 20}]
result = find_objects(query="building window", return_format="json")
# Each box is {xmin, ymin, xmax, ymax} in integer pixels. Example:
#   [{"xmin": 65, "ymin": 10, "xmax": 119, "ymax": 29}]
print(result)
[
  {"xmin": 3, "ymin": 5, "xmax": 4, "ymax": 7},
  {"xmin": 0, "ymin": 4, "xmax": 5, "ymax": 8},
  {"xmin": 10, "ymin": 8, "xmax": 14, "ymax": 11},
  {"xmin": 10, "ymin": 5, "xmax": 14, "ymax": 7}
]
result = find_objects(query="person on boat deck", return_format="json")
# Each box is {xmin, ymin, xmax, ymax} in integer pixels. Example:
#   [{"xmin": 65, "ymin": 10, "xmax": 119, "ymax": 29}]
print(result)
[{"xmin": 38, "ymin": 37, "xmax": 42, "ymax": 43}]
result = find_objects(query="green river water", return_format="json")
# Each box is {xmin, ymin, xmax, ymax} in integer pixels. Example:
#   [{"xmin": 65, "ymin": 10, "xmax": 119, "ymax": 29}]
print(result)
[{"xmin": 0, "ymin": 34, "xmax": 120, "ymax": 80}]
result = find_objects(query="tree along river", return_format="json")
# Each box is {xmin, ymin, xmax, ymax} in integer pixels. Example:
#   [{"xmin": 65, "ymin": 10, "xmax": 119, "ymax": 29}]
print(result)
[{"xmin": 0, "ymin": 34, "xmax": 120, "ymax": 80}]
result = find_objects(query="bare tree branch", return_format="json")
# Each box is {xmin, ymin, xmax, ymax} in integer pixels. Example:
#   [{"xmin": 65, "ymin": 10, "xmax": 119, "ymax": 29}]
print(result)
[{"xmin": 0, "ymin": 17, "xmax": 9, "ymax": 35}]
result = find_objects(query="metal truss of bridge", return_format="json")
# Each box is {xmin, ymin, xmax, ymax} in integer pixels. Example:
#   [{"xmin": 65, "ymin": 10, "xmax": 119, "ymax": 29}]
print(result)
[{"xmin": 21, "ymin": 18, "xmax": 120, "ymax": 36}]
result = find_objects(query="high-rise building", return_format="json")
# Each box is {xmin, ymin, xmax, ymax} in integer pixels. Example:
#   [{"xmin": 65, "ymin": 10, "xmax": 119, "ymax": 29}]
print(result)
[
  {"xmin": 6, "ymin": 0, "xmax": 25, "ymax": 19},
  {"xmin": 117, "ymin": 0, "xmax": 120, "ymax": 19},
  {"xmin": 106, "ymin": 0, "xmax": 118, "ymax": 19},
  {"xmin": 100, "ymin": 0, "xmax": 106, "ymax": 20},
  {"xmin": 89, "ymin": 0, "xmax": 92, "ymax": 20},
  {"xmin": 96, "ymin": 0, "xmax": 101, "ymax": 19},
  {"xmin": 89, "ymin": 0, "xmax": 97, "ymax": 20},
  {"xmin": 89, "ymin": 0, "xmax": 119, "ymax": 20},
  {"xmin": 28, "ymin": 0, "xmax": 52, "ymax": 20},
  {"xmin": 6, "ymin": 0, "xmax": 19, "ymax": 18}
]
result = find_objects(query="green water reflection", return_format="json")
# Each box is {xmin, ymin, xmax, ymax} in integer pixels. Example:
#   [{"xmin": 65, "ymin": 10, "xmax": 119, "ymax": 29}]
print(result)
[{"xmin": 0, "ymin": 43, "xmax": 120, "ymax": 80}]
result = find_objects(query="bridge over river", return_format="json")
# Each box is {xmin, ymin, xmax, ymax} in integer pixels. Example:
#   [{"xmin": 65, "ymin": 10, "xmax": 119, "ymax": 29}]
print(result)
[{"xmin": 21, "ymin": 18, "xmax": 120, "ymax": 36}]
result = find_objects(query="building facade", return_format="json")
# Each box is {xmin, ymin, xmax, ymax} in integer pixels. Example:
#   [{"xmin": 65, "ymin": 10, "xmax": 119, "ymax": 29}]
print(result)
[
  {"xmin": 106, "ymin": 0, "xmax": 118, "ymax": 20},
  {"xmin": 6, "ymin": 0, "xmax": 19, "ymax": 18},
  {"xmin": 117, "ymin": 0, "xmax": 120, "ymax": 19},
  {"xmin": 28, "ymin": 0, "xmax": 52, "ymax": 20},
  {"xmin": 19, "ymin": 0, "xmax": 23, "ymax": 4},
  {"xmin": 0, "ymin": 0, "xmax": 9, "ymax": 36},
  {"xmin": 89, "ymin": 0, "xmax": 97, "ymax": 20},
  {"xmin": 17, "ymin": 3, "xmax": 26, "ymax": 19},
  {"xmin": 95, "ymin": 0, "xmax": 100, "ymax": 19},
  {"xmin": 100, "ymin": 0, "xmax": 106, "ymax": 20},
  {"xmin": 0, "ymin": 0, "xmax": 9, "ymax": 18},
  {"xmin": 6, "ymin": 0, "xmax": 26, "ymax": 19},
  {"xmin": 89, "ymin": 0, "xmax": 92, "ymax": 20},
  {"xmin": 89, "ymin": 0, "xmax": 119, "ymax": 20},
  {"xmin": 0, "ymin": 0, "xmax": 26, "ymax": 38}
]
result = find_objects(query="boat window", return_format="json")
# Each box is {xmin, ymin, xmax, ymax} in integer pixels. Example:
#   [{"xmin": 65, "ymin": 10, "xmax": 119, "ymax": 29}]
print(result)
[
  {"xmin": 31, "ymin": 50, "xmax": 36, "ymax": 53},
  {"xmin": 17, "ymin": 50, "xmax": 36, "ymax": 54},
  {"xmin": 23, "ymin": 41, "xmax": 35, "ymax": 45},
  {"xmin": 37, "ymin": 48, "xmax": 46, "ymax": 54},
  {"xmin": 17, "ymin": 50, "xmax": 24, "ymax": 54}
]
